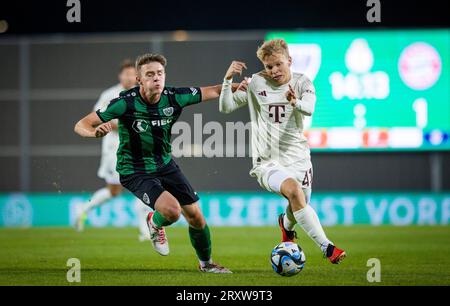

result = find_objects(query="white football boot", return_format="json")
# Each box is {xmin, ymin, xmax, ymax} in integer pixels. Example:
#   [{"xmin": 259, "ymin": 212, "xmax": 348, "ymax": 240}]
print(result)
[{"xmin": 146, "ymin": 212, "xmax": 169, "ymax": 256}]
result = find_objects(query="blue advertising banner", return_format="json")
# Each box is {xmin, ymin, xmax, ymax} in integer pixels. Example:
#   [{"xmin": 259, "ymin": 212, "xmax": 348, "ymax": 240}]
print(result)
[{"xmin": 0, "ymin": 192, "xmax": 449, "ymax": 227}]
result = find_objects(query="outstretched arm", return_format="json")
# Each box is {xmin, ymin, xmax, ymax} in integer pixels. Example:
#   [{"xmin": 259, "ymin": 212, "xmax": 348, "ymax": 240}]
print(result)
[
  {"xmin": 200, "ymin": 83, "xmax": 241, "ymax": 102},
  {"xmin": 74, "ymin": 112, "xmax": 112, "ymax": 138},
  {"xmin": 219, "ymin": 61, "xmax": 249, "ymax": 114},
  {"xmin": 200, "ymin": 85, "xmax": 223, "ymax": 101}
]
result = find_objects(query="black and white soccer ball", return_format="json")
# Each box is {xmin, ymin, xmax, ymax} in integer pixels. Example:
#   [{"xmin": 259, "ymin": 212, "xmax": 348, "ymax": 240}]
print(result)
[{"xmin": 270, "ymin": 242, "xmax": 306, "ymax": 277}]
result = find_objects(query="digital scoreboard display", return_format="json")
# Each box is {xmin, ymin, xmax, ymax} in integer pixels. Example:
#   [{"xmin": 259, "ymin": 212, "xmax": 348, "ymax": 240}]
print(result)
[{"xmin": 266, "ymin": 30, "xmax": 449, "ymax": 151}]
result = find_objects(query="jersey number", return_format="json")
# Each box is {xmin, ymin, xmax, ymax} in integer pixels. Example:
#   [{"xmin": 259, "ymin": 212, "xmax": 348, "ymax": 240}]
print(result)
[{"xmin": 302, "ymin": 168, "xmax": 313, "ymax": 187}]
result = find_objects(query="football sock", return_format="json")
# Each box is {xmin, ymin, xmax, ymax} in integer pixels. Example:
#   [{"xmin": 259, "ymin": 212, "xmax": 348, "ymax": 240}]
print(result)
[
  {"xmin": 151, "ymin": 210, "xmax": 173, "ymax": 228},
  {"xmin": 293, "ymin": 205, "xmax": 332, "ymax": 253},
  {"xmin": 135, "ymin": 199, "xmax": 150, "ymax": 236},
  {"xmin": 283, "ymin": 205, "xmax": 297, "ymax": 231},
  {"xmin": 83, "ymin": 187, "xmax": 112, "ymax": 213},
  {"xmin": 189, "ymin": 225, "xmax": 212, "ymax": 264}
]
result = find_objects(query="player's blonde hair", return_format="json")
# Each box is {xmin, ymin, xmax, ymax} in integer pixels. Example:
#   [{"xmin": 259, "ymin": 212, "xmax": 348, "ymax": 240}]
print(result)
[{"xmin": 256, "ymin": 39, "xmax": 290, "ymax": 62}]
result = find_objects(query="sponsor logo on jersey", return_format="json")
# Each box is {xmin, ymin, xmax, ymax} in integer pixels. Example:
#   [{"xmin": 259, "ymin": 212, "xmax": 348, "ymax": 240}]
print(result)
[
  {"xmin": 190, "ymin": 87, "xmax": 198, "ymax": 96},
  {"xmin": 257, "ymin": 90, "xmax": 267, "ymax": 97},
  {"xmin": 163, "ymin": 107, "xmax": 174, "ymax": 116},
  {"xmin": 268, "ymin": 104, "xmax": 286, "ymax": 123},
  {"xmin": 132, "ymin": 119, "xmax": 149, "ymax": 133},
  {"xmin": 151, "ymin": 118, "xmax": 172, "ymax": 127}
]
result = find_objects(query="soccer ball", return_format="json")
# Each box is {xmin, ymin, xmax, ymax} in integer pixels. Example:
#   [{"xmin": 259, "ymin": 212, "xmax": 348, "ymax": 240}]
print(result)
[{"xmin": 270, "ymin": 242, "xmax": 306, "ymax": 276}]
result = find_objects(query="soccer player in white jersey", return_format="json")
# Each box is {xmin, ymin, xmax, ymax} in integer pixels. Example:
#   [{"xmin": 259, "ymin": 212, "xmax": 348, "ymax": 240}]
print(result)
[
  {"xmin": 75, "ymin": 59, "xmax": 151, "ymax": 241},
  {"xmin": 219, "ymin": 39, "xmax": 346, "ymax": 264}
]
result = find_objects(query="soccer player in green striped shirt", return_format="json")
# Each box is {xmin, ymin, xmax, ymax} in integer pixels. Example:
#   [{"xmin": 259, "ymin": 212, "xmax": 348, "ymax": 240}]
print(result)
[{"xmin": 75, "ymin": 53, "xmax": 232, "ymax": 273}]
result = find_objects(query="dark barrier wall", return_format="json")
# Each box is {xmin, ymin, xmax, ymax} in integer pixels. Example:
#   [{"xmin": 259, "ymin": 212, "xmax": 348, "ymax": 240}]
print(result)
[{"xmin": 1, "ymin": 33, "xmax": 449, "ymax": 192}]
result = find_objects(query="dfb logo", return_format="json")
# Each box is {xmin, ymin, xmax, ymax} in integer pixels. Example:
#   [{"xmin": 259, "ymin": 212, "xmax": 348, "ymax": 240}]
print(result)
[{"xmin": 66, "ymin": 258, "xmax": 81, "ymax": 283}]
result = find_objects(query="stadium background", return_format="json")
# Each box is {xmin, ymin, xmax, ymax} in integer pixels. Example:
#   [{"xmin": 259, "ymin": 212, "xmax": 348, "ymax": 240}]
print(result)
[
  {"xmin": 1, "ymin": 31, "xmax": 449, "ymax": 227},
  {"xmin": 0, "ymin": 0, "xmax": 449, "ymax": 286}
]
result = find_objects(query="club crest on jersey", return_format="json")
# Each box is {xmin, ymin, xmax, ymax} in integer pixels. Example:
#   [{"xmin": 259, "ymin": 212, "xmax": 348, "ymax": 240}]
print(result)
[
  {"xmin": 163, "ymin": 107, "xmax": 174, "ymax": 116},
  {"xmin": 132, "ymin": 119, "xmax": 149, "ymax": 133}
]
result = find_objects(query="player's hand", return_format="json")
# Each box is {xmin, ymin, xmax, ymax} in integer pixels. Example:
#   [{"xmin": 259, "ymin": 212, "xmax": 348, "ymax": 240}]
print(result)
[
  {"xmin": 286, "ymin": 84, "xmax": 297, "ymax": 106},
  {"xmin": 237, "ymin": 77, "xmax": 251, "ymax": 92},
  {"xmin": 225, "ymin": 61, "xmax": 247, "ymax": 80},
  {"xmin": 94, "ymin": 122, "xmax": 112, "ymax": 138},
  {"xmin": 230, "ymin": 83, "xmax": 239, "ymax": 92}
]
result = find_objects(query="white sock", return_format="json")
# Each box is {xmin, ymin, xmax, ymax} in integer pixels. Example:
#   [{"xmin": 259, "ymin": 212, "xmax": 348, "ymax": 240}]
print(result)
[
  {"xmin": 135, "ymin": 199, "xmax": 151, "ymax": 237},
  {"xmin": 283, "ymin": 206, "xmax": 296, "ymax": 231},
  {"xmin": 199, "ymin": 258, "xmax": 213, "ymax": 267},
  {"xmin": 293, "ymin": 205, "xmax": 332, "ymax": 253},
  {"xmin": 83, "ymin": 187, "xmax": 112, "ymax": 213}
]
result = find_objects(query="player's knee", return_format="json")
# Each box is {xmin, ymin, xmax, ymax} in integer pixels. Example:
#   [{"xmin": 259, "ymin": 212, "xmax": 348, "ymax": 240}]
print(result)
[
  {"xmin": 164, "ymin": 205, "xmax": 181, "ymax": 223},
  {"xmin": 281, "ymin": 179, "xmax": 301, "ymax": 201},
  {"xmin": 155, "ymin": 192, "xmax": 181, "ymax": 222},
  {"xmin": 287, "ymin": 189, "xmax": 302, "ymax": 203}
]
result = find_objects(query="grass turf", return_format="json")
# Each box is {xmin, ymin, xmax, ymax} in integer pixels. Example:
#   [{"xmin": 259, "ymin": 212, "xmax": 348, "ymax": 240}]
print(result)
[{"xmin": 0, "ymin": 226, "xmax": 449, "ymax": 286}]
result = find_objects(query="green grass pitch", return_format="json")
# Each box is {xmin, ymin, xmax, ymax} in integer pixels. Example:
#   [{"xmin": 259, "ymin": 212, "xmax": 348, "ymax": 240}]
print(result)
[{"xmin": 0, "ymin": 226, "xmax": 449, "ymax": 285}]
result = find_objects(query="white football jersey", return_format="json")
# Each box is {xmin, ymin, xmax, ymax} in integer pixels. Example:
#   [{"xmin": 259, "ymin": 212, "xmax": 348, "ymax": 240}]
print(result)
[
  {"xmin": 93, "ymin": 83, "xmax": 124, "ymax": 156},
  {"xmin": 220, "ymin": 71, "xmax": 316, "ymax": 170}
]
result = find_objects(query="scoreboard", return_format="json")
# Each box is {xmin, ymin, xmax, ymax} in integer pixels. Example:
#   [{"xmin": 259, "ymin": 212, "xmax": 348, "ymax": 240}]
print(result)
[{"xmin": 266, "ymin": 29, "xmax": 449, "ymax": 151}]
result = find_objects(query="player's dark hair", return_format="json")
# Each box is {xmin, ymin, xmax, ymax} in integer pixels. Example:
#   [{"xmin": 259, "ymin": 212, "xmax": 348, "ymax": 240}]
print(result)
[
  {"xmin": 119, "ymin": 59, "xmax": 135, "ymax": 73},
  {"xmin": 135, "ymin": 53, "xmax": 167, "ymax": 72}
]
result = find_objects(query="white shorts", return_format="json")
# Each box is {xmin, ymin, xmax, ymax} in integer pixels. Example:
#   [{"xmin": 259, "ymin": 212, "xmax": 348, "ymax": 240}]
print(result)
[
  {"xmin": 97, "ymin": 153, "xmax": 120, "ymax": 185},
  {"xmin": 250, "ymin": 160, "xmax": 313, "ymax": 202}
]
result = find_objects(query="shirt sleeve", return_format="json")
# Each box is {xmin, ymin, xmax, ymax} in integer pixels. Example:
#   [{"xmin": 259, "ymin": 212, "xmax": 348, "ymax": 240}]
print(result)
[
  {"xmin": 174, "ymin": 87, "xmax": 202, "ymax": 108},
  {"xmin": 219, "ymin": 78, "xmax": 248, "ymax": 114},
  {"xmin": 96, "ymin": 98, "xmax": 127, "ymax": 122},
  {"xmin": 295, "ymin": 76, "xmax": 316, "ymax": 116}
]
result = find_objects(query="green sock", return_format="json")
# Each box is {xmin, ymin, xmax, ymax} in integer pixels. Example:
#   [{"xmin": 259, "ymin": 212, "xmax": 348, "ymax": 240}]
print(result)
[
  {"xmin": 151, "ymin": 211, "xmax": 173, "ymax": 228},
  {"xmin": 189, "ymin": 224, "xmax": 212, "ymax": 262}
]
